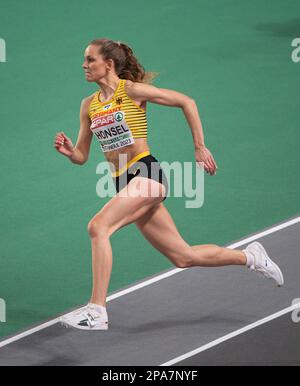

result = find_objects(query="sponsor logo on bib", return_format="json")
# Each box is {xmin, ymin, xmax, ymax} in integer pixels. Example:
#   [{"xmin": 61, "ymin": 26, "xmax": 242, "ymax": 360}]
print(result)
[
  {"xmin": 115, "ymin": 112, "xmax": 123, "ymax": 122},
  {"xmin": 90, "ymin": 111, "xmax": 135, "ymax": 152}
]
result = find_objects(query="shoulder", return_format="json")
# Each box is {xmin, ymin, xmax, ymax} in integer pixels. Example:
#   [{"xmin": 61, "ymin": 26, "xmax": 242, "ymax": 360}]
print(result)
[
  {"xmin": 81, "ymin": 93, "xmax": 97, "ymax": 110},
  {"xmin": 124, "ymin": 79, "xmax": 155, "ymax": 102},
  {"xmin": 82, "ymin": 92, "xmax": 97, "ymax": 104},
  {"xmin": 79, "ymin": 93, "xmax": 97, "ymax": 120},
  {"xmin": 125, "ymin": 81, "xmax": 192, "ymax": 107},
  {"xmin": 124, "ymin": 79, "xmax": 135, "ymax": 96}
]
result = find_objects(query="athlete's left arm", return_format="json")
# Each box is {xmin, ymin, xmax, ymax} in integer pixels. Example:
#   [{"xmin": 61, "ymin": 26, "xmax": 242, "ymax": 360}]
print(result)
[{"xmin": 128, "ymin": 82, "xmax": 218, "ymax": 176}]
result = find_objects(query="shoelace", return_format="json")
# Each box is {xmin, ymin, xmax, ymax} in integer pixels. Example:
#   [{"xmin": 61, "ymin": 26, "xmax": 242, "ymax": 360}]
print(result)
[
  {"xmin": 249, "ymin": 252, "xmax": 271, "ymax": 279},
  {"xmin": 64, "ymin": 305, "xmax": 107, "ymax": 324},
  {"xmin": 252, "ymin": 266, "xmax": 271, "ymax": 279},
  {"xmin": 85, "ymin": 306, "xmax": 106, "ymax": 318},
  {"xmin": 73, "ymin": 305, "xmax": 90, "ymax": 316}
]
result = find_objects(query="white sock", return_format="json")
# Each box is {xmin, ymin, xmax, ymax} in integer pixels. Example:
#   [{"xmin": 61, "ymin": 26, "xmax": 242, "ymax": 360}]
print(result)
[
  {"xmin": 89, "ymin": 303, "xmax": 107, "ymax": 315},
  {"xmin": 243, "ymin": 249, "xmax": 254, "ymax": 268}
]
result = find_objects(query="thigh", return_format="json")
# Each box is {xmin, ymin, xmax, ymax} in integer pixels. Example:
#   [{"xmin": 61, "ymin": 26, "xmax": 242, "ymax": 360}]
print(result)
[
  {"xmin": 134, "ymin": 202, "xmax": 192, "ymax": 262},
  {"xmin": 89, "ymin": 177, "xmax": 165, "ymax": 236}
]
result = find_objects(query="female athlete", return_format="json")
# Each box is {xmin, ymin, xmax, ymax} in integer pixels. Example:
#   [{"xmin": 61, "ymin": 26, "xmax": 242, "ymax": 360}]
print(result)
[{"xmin": 54, "ymin": 38, "xmax": 284, "ymax": 330}]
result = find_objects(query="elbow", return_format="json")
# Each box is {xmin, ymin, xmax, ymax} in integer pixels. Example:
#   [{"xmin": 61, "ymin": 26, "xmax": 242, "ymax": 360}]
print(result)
[
  {"xmin": 69, "ymin": 149, "xmax": 88, "ymax": 165},
  {"xmin": 187, "ymin": 97, "xmax": 196, "ymax": 105},
  {"xmin": 76, "ymin": 147, "xmax": 89, "ymax": 165},
  {"xmin": 70, "ymin": 158, "xmax": 85, "ymax": 165},
  {"xmin": 181, "ymin": 96, "xmax": 196, "ymax": 109},
  {"xmin": 79, "ymin": 156, "xmax": 88, "ymax": 165}
]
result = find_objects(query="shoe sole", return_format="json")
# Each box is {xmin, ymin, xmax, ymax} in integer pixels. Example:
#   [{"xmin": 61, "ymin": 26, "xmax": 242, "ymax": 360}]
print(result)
[
  {"xmin": 251, "ymin": 241, "xmax": 284, "ymax": 287},
  {"xmin": 60, "ymin": 320, "xmax": 109, "ymax": 331}
]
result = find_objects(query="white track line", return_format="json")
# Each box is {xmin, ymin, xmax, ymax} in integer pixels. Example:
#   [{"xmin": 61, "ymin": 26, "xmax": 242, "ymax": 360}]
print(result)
[
  {"xmin": 0, "ymin": 215, "xmax": 299, "ymax": 349},
  {"xmin": 160, "ymin": 302, "xmax": 300, "ymax": 366}
]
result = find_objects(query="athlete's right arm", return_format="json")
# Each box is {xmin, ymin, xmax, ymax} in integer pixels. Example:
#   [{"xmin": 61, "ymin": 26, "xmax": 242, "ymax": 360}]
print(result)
[
  {"xmin": 54, "ymin": 97, "xmax": 93, "ymax": 165},
  {"xmin": 69, "ymin": 97, "xmax": 93, "ymax": 164}
]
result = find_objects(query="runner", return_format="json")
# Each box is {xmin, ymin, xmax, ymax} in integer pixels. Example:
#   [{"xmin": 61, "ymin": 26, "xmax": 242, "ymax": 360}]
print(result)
[{"xmin": 54, "ymin": 38, "xmax": 284, "ymax": 330}]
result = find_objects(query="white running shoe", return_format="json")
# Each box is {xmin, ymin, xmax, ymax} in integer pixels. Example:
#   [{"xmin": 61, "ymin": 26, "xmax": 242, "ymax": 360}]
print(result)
[
  {"xmin": 60, "ymin": 303, "xmax": 109, "ymax": 330},
  {"xmin": 243, "ymin": 241, "xmax": 284, "ymax": 287}
]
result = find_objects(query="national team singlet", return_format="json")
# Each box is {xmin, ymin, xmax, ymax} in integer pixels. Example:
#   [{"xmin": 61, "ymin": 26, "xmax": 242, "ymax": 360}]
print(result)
[{"xmin": 88, "ymin": 79, "xmax": 148, "ymax": 152}]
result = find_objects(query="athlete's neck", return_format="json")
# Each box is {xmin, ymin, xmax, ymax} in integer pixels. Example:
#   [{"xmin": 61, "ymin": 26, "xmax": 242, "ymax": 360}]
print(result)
[{"xmin": 96, "ymin": 75, "xmax": 120, "ymax": 100}]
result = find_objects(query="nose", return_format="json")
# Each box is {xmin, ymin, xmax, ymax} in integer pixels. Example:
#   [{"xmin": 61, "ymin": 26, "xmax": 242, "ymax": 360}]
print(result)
[{"xmin": 82, "ymin": 61, "xmax": 88, "ymax": 69}]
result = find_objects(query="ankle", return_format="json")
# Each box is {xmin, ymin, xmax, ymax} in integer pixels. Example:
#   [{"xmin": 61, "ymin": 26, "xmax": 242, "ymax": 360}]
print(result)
[
  {"xmin": 243, "ymin": 249, "xmax": 253, "ymax": 267},
  {"xmin": 89, "ymin": 301, "xmax": 107, "ymax": 313}
]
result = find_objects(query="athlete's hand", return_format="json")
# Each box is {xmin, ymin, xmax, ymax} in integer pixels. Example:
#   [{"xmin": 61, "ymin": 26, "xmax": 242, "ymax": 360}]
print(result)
[
  {"xmin": 195, "ymin": 146, "xmax": 218, "ymax": 176},
  {"xmin": 54, "ymin": 131, "xmax": 75, "ymax": 157}
]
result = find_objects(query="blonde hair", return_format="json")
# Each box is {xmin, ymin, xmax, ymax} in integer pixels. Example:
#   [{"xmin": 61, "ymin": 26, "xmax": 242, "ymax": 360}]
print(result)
[{"xmin": 89, "ymin": 38, "xmax": 159, "ymax": 84}]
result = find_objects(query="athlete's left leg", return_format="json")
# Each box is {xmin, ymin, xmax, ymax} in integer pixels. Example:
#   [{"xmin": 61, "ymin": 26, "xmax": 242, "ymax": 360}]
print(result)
[
  {"xmin": 135, "ymin": 202, "xmax": 247, "ymax": 268},
  {"xmin": 135, "ymin": 203, "xmax": 284, "ymax": 286}
]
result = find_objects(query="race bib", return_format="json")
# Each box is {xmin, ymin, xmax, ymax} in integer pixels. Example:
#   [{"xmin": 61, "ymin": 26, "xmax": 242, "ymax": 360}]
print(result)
[{"xmin": 90, "ymin": 111, "xmax": 135, "ymax": 152}]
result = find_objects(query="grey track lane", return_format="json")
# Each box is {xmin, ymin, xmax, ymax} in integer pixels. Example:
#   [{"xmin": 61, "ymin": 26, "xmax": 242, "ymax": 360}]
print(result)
[
  {"xmin": 0, "ymin": 216, "xmax": 299, "ymax": 366},
  {"xmin": 176, "ymin": 313, "xmax": 300, "ymax": 366}
]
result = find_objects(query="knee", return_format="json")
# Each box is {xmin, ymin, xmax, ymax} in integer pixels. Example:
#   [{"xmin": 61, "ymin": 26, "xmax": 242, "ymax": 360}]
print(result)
[
  {"xmin": 174, "ymin": 258, "xmax": 193, "ymax": 269},
  {"xmin": 172, "ymin": 251, "xmax": 194, "ymax": 269},
  {"xmin": 87, "ymin": 216, "xmax": 109, "ymax": 239}
]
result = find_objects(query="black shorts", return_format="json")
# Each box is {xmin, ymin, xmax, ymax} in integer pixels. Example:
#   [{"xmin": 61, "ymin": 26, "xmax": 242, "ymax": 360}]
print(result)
[{"xmin": 112, "ymin": 154, "xmax": 168, "ymax": 201}]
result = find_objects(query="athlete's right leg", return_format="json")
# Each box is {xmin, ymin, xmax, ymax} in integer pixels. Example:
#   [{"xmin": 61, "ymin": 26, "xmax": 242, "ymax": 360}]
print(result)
[
  {"xmin": 60, "ymin": 177, "xmax": 165, "ymax": 330},
  {"xmin": 88, "ymin": 176, "xmax": 166, "ymax": 307}
]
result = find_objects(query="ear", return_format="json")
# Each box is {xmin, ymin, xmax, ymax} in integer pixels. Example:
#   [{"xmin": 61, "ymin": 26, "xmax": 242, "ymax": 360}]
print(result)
[{"xmin": 105, "ymin": 58, "xmax": 114, "ymax": 71}]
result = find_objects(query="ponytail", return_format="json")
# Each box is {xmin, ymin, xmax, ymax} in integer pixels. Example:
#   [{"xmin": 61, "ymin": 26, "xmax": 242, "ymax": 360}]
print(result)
[{"xmin": 89, "ymin": 38, "xmax": 159, "ymax": 84}]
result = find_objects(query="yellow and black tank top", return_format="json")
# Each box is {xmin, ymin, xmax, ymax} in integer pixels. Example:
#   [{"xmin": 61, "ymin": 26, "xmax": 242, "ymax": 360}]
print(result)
[{"xmin": 88, "ymin": 78, "xmax": 148, "ymax": 153}]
